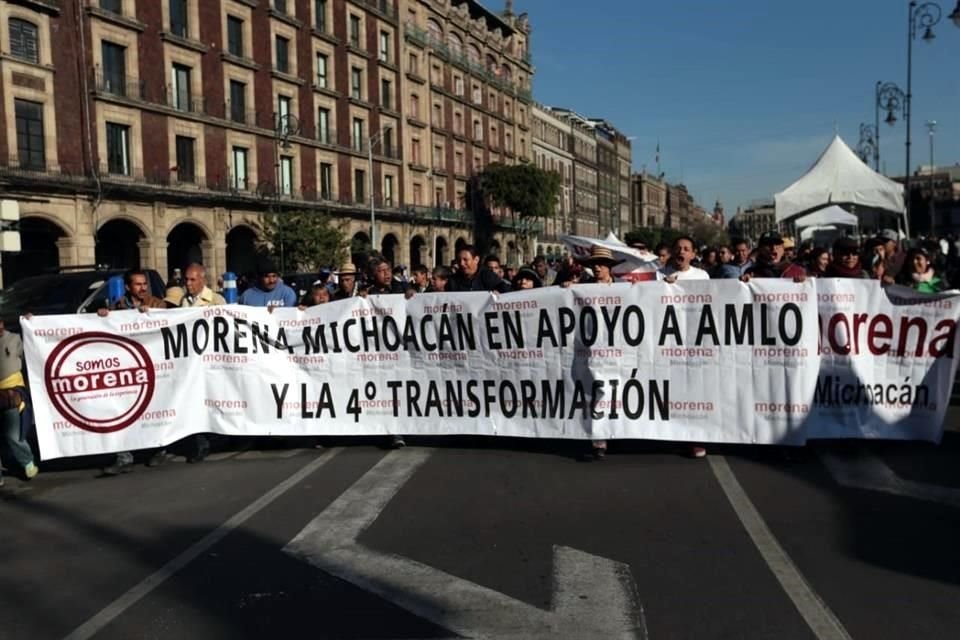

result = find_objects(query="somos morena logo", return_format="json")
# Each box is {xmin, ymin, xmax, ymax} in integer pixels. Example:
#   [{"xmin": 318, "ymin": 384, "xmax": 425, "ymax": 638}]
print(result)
[{"xmin": 43, "ymin": 332, "xmax": 156, "ymax": 433}]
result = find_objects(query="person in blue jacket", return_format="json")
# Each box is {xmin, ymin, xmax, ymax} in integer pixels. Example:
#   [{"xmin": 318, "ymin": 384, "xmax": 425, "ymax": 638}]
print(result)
[{"xmin": 239, "ymin": 258, "xmax": 298, "ymax": 308}]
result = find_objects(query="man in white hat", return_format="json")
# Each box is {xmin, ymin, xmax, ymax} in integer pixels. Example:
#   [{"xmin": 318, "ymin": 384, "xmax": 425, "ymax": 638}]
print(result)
[{"xmin": 332, "ymin": 263, "xmax": 360, "ymax": 300}]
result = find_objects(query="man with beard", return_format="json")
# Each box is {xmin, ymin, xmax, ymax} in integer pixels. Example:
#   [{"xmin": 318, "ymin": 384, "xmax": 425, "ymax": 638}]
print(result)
[{"xmin": 240, "ymin": 258, "xmax": 298, "ymax": 308}]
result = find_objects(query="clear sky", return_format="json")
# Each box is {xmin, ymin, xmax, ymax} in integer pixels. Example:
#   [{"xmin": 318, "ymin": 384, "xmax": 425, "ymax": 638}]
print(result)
[{"xmin": 517, "ymin": 0, "xmax": 960, "ymax": 216}]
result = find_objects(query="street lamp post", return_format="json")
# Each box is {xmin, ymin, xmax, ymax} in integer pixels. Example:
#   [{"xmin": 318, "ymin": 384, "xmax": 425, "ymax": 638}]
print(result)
[
  {"xmin": 927, "ymin": 120, "xmax": 936, "ymax": 235},
  {"xmin": 875, "ymin": 81, "xmax": 906, "ymax": 172},
  {"xmin": 367, "ymin": 126, "xmax": 393, "ymax": 251}
]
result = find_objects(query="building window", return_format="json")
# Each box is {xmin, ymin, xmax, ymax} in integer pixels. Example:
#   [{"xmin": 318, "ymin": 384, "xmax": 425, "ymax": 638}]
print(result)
[
  {"xmin": 277, "ymin": 95, "xmax": 292, "ymax": 132},
  {"xmin": 412, "ymin": 182, "xmax": 422, "ymax": 205},
  {"xmin": 432, "ymin": 103, "xmax": 442, "ymax": 128},
  {"xmin": 229, "ymin": 80, "xmax": 246, "ymax": 123},
  {"xmin": 280, "ymin": 155, "xmax": 293, "ymax": 195},
  {"xmin": 175, "ymin": 135, "xmax": 195, "ymax": 183},
  {"xmin": 382, "ymin": 128, "xmax": 394, "ymax": 157},
  {"xmin": 408, "ymin": 52, "xmax": 418, "ymax": 75},
  {"xmin": 171, "ymin": 63, "xmax": 192, "ymax": 111},
  {"xmin": 274, "ymin": 0, "xmax": 288, "ymax": 14},
  {"xmin": 472, "ymin": 84, "xmax": 481, "ymax": 104},
  {"xmin": 409, "ymin": 93, "xmax": 420, "ymax": 119},
  {"xmin": 454, "ymin": 151, "xmax": 464, "ymax": 175},
  {"xmin": 315, "ymin": 0, "xmax": 327, "ymax": 32},
  {"xmin": 349, "ymin": 14, "xmax": 361, "ymax": 48},
  {"xmin": 350, "ymin": 67, "xmax": 362, "ymax": 100},
  {"xmin": 380, "ymin": 78, "xmax": 391, "ymax": 109},
  {"xmin": 430, "ymin": 64, "xmax": 441, "ymax": 85},
  {"xmin": 100, "ymin": 0, "xmax": 122, "ymax": 14},
  {"xmin": 9, "ymin": 18, "xmax": 39, "ymax": 64},
  {"xmin": 106, "ymin": 122, "xmax": 131, "ymax": 175},
  {"xmin": 319, "ymin": 161, "xmax": 333, "ymax": 199},
  {"xmin": 14, "ymin": 99, "xmax": 44, "ymax": 171},
  {"xmin": 433, "ymin": 144, "xmax": 443, "ymax": 170},
  {"xmin": 316, "ymin": 52, "xmax": 328, "ymax": 88},
  {"xmin": 351, "ymin": 118, "xmax": 364, "ymax": 151},
  {"xmin": 453, "ymin": 75, "xmax": 463, "ymax": 96},
  {"xmin": 411, "ymin": 137, "xmax": 420, "ymax": 164},
  {"xmin": 379, "ymin": 30, "xmax": 390, "ymax": 62},
  {"xmin": 275, "ymin": 35, "xmax": 289, "ymax": 73},
  {"xmin": 232, "ymin": 146, "xmax": 248, "ymax": 190},
  {"xmin": 354, "ymin": 168, "xmax": 365, "ymax": 202},
  {"xmin": 317, "ymin": 107, "xmax": 330, "ymax": 143},
  {"xmin": 101, "ymin": 41, "xmax": 127, "ymax": 96},
  {"xmin": 227, "ymin": 16, "xmax": 244, "ymax": 57},
  {"xmin": 454, "ymin": 112, "xmax": 462, "ymax": 134},
  {"xmin": 505, "ymin": 132, "xmax": 513, "ymax": 153},
  {"xmin": 169, "ymin": 0, "xmax": 188, "ymax": 37},
  {"xmin": 473, "ymin": 119, "xmax": 481, "ymax": 140},
  {"xmin": 383, "ymin": 174, "xmax": 394, "ymax": 206}
]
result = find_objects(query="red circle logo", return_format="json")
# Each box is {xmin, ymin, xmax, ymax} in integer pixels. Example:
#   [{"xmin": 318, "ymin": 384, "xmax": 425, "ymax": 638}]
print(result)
[{"xmin": 43, "ymin": 332, "xmax": 156, "ymax": 433}]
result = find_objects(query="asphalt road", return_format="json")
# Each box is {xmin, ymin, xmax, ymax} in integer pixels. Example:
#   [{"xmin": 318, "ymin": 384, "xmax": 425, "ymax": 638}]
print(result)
[{"xmin": 3, "ymin": 434, "xmax": 960, "ymax": 640}]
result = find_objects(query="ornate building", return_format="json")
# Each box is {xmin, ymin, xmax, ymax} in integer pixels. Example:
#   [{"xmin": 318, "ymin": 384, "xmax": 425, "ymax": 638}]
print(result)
[
  {"xmin": 0, "ymin": 0, "xmax": 534, "ymax": 285},
  {"xmin": 530, "ymin": 102, "xmax": 572, "ymax": 257}
]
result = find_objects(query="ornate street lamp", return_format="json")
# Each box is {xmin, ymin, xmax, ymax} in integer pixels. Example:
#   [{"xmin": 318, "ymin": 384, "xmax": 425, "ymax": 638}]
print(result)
[{"xmin": 874, "ymin": 81, "xmax": 905, "ymax": 171}]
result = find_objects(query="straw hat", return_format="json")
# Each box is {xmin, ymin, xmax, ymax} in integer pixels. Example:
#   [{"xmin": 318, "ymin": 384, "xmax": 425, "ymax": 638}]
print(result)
[
  {"xmin": 336, "ymin": 263, "xmax": 358, "ymax": 276},
  {"xmin": 576, "ymin": 245, "xmax": 624, "ymax": 268},
  {"xmin": 163, "ymin": 286, "xmax": 185, "ymax": 307}
]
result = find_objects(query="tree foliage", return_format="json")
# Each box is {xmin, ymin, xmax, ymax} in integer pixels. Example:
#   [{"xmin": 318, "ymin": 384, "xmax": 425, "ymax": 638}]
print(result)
[
  {"xmin": 257, "ymin": 210, "xmax": 348, "ymax": 272},
  {"xmin": 478, "ymin": 162, "xmax": 562, "ymax": 220}
]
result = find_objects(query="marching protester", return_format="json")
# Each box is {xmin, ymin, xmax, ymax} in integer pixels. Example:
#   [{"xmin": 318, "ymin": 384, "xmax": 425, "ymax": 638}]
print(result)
[
  {"xmin": 405, "ymin": 265, "xmax": 431, "ymax": 297},
  {"xmin": 300, "ymin": 281, "xmax": 331, "ymax": 308},
  {"xmin": 332, "ymin": 263, "xmax": 361, "ymax": 300},
  {"xmin": 0, "ymin": 318, "xmax": 37, "ymax": 486},
  {"xmin": 806, "ymin": 247, "xmax": 830, "ymax": 278},
  {"xmin": 877, "ymin": 228, "xmax": 905, "ymax": 285},
  {"xmin": 97, "ymin": 269, "xmax": 174, "ymax": 475},
  {"xmin": 484, "ymin": 255, "xmax": 505, "ymax": 279},
  {"xmin": 742, "ymin": 232, "xmax": 806, "ymax": 280},
  {"xmin": 429, "ymin": 266, "xmax": 453, "ymax": 292},
  {"xmin": 724, "ymin": 237, "xmax": 754, "ymax": 278},
  {"xmin": 532, "ymin": 255, "xmax": 554, "ymax": 286},
  {"xmin": 660, "ymin": 236, "xmax": 709, "ymax": 282},
  {"xmin": 512, "ymin": 265, "xmax": 542, "ymax": 290},
  {"xmin": 825, "ymin": 237, "xmax": 867, "ymax": 279},
  {"xmin": 654, "ymin": 242, "xmax": 671, "ymax": 268},
  {"xmin": 699, "ymin": 247, "xmax": 719, "ymax": 274},
  {"xmin": 452, "ymin": 245, "xmax": 511, "ymax": 292},
  {"xmin": 574, "ymin": 245, "xmax": 625, "ymax": 460},
  {"xmin": 178, "ymin": 263, "xmax": 226, "ymax": 462},
  {"xmin": 367, "ymin": 258, "xmax": 406, "ymax": 295},
  {"xmin": 899, "ymin": 247, "xmax": 947, "ymax": 293},
  {"xmin": 239, "ymin": 258, "xmax": 297, "ymax": 308}
]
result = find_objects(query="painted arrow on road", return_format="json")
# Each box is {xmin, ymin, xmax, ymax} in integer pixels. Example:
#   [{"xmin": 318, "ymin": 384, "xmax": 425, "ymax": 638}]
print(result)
[{"xmin": 285, "ymin": 449, "xmax": 648, "ymax": 639}]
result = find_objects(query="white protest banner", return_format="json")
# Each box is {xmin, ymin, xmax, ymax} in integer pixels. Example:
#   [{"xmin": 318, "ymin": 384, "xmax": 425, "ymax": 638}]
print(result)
[{"xmin": 21, "ymin": 280, "xmax": 960, "ymax": 460}]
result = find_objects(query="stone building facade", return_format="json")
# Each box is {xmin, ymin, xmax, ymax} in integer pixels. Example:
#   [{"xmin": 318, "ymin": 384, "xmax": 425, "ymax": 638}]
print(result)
[
  {"xmin": 530, "ymin": 102, "xmax": 571, "ymax": 256},
  {"xmin": 0, "ymin": 0, "xmax": 534, "ymax": 285}
]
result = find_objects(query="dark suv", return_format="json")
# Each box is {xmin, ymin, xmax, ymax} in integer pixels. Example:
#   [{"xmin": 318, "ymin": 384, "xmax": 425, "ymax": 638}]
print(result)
[{"xmin": 0, "ymin": 268, "xmax": 167, "ymax": 333}]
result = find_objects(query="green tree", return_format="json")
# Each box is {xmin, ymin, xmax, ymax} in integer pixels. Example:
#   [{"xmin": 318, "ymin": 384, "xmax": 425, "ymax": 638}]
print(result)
[
  {"xmin": 478, "ymin": 162, "xmax": 562, "ymax": 221},
  {"xmin": 257, "ymin": 210, "xmax": 348, "ymax": 272}
]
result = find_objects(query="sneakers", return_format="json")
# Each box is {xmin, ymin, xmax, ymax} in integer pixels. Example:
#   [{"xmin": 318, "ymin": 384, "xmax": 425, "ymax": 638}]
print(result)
[
  {"xmin": 690, "ymin": 446, "xmax": 707, "ymax": 459},
  {"xmin": 146, "ymin": 451, "xmax": 172, "ymax": 467},
  {"xmin": 24, "ymin": 462, "xmax": 38, "ymax": 479},
  {"xmin": 389, "ymin": 435, "xmax": 406, "ymax": 449},
  {"xmin": 102, "ymin": 460, "xmax": 133, "ymax": 476}
]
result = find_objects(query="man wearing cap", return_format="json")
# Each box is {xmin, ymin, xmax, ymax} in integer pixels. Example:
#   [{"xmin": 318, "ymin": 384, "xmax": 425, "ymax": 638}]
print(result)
[
  {"xmin": 743, "ymin": 232, "xmax": 806, "ymax": 280},
  {"xmin": 332, "ymin": 263, "xmax": 360, "ymax": 300},
  {"xmin": 826, "ymin": 237, "xmax": 867, "ymax": 278},
  {"xmin": 239, "ymin": 258, "xmax": 297, "ymax": 308}
]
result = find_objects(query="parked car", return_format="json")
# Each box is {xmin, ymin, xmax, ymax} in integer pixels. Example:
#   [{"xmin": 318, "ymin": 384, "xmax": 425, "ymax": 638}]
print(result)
[{"xmin": 0, "ymin": 268, "xmax": 167, "ymax": 333}]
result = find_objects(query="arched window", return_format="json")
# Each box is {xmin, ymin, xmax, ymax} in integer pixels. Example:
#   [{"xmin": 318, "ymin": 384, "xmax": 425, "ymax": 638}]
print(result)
[
  {"xmin": 9, "ymin": 18, "xmax": 39, "ymax": 63},
  {"xmin": 501, "ymin": 63, "xmax": 512, "ymax": 81},
  {"xmin": 467, "ymin": 43, "xmax": 481, "ymax": 66},
  {"xmin": 447, "ymin": 31, "xmax": 462, "ymax": 56},
  {"xmin": 427, "ymin": 18, "xmax": 442, "ymax": 43},
  {"xmin": 486, "ymin": 54, "xmax": 498, "ymax": 73}
]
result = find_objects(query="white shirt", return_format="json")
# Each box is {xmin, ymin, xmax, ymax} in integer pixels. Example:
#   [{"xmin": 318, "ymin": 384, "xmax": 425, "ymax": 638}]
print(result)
[{"xmin": 659, "ymin": 265, "xmax": 710, "ymax": 281}]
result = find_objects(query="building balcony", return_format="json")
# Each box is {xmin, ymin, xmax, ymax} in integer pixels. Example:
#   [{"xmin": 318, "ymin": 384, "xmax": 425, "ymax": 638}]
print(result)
[
  {"xmin": 161, "ymin": 86, "xmax": 207, "ymax": 115},
  {"xmin": 355, "ymin": 0, "xmax": 397, "ymax": 22},
  {"xmin": 94, "ymin": 69, "xmax": 145, "ymax": 101},
  {"xmin": 408, "ymin": 205, "xmax": 473, "ymax": 225},
  {"xmin": 224, "ymin": 103, "xmax": 263, "ymax": 128}
]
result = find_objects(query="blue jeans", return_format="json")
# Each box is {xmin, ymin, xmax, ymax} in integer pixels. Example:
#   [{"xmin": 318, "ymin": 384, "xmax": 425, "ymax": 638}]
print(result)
[{"xmin": 1, "ymin": 407, "xmax": 34, "ymax": 474}]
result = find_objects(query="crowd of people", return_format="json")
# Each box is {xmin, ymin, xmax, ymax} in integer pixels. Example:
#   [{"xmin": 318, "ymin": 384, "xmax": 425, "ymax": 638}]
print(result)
[{"xmin": 1, "ymin": 229, "xmax": 955, "ymax": 484}]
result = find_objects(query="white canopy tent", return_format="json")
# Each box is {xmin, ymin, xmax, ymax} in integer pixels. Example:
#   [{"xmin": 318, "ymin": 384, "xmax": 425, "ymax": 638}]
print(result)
[
  {"xmin": 774, "ymin": 136, "xmax": 905, "ymax": 228},
  {"xmin": 799, "ymin": 225, "xmax": 838, "ymax": 241},
  {"xmin": 794, "ymin": 205, "xmax": 858, "ymax": 229}
]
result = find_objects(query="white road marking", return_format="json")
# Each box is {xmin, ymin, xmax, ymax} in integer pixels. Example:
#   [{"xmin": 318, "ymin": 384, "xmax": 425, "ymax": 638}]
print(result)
[
  {"xmin": 286, "ymin": 449, "xmax": 647, "ymax": 639},
  {"xmin": 61, "ymin": 449, "xmax": 342, "ymax": 640},
  {"xmin": 709, "ymin": 455, "xmax": 852, "ymax": 640},
  {"xmin": 821, "ymin": 449, "xmax": 960, "ymax": 508}
]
